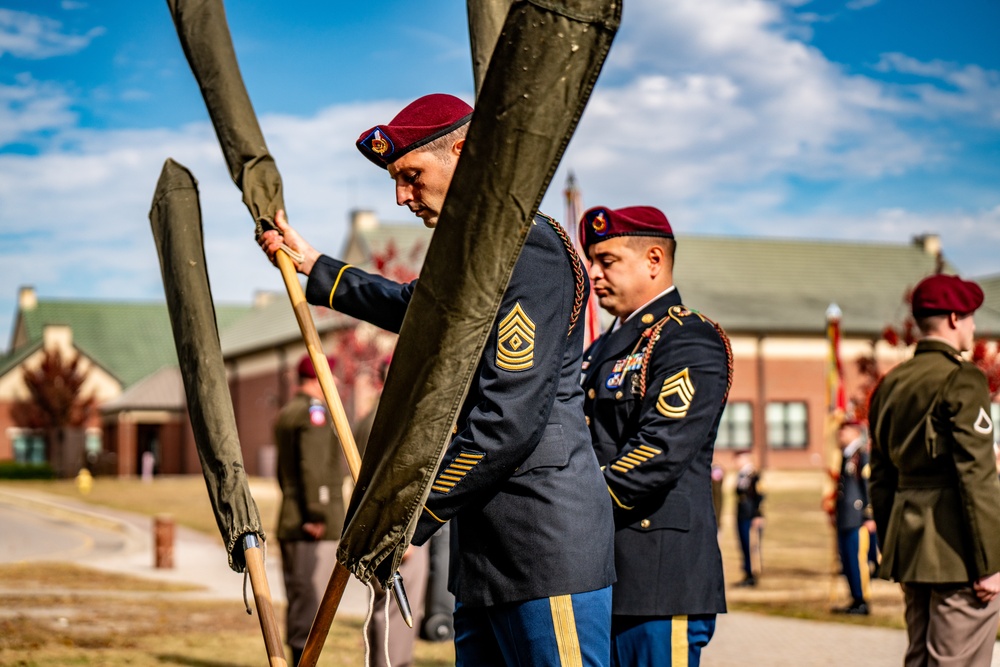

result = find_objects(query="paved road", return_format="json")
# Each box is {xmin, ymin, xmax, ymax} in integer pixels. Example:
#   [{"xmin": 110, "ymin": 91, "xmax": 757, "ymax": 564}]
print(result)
[{"xmin": 2, "ymin": 486, "xmax": 999, "ymax": 666}]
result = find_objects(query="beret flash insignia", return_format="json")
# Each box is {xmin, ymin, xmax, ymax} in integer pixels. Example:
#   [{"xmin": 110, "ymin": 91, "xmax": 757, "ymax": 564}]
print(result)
[
  {"xmin": 590, "ymin": 209, "xmax": 609, "ymax": 236},
  {"xmin": 656, "ymin": 368, "xmax": 695, "ymax": 419},
  {"xmin": 497, "ymin": 302, "xmax": 535, "ymax": 371},
  {"xmin": 363, "ymin": 128, "xmax": 394, "ymax": 157}
]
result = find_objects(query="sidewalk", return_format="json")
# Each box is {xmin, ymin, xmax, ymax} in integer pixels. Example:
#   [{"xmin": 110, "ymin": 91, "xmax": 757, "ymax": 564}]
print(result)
[{"xmin": 0, "ymin": 485, "xmax": 370, "ymax": 617}]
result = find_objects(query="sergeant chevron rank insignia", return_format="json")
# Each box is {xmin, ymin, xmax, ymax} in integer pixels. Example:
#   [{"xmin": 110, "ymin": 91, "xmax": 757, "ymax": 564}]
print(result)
[
  {"xmin": 656, "ymin": 368, "xmax": 694, "ymax": 418},
  {"xmin": 497, "ymin": 302, "xmax": 535, "ymax": 371}
]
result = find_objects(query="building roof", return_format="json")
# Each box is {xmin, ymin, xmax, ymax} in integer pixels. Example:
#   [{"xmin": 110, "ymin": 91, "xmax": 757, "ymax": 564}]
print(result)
[
  {"xmin": 219, "ymin": 296, "xmax": 354, "ymax": 357},
  {"xmin": 978, "ymin": 273, "xmax": 1000, "ymax": 319},
  {"xmin": 100, "ymin": 365, "xmax": 185, "ymax": 413},
  {"xmin": 8, "ymin": 299, "xmax": 252, "ymax": 387},
  {"xmin": 673, "ymin": 235, "xmax": 1000, "ymax": 336},
  {"xmin": 340, "ymin": 221, "xmax": 1000, "ymax": 338},
  {"xmin": 342, "ymin": 217, "xmax": 432, "ymax": 276}
]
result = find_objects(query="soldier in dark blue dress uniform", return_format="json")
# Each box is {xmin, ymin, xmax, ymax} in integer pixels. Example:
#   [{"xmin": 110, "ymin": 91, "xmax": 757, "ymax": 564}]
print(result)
[
  {"xmin": 832, "ymin": 418, "xmax": 875, "ymax": 615},
  {"xmin": 261, "ymin": 94, "xmax": 615, "ymax": 667},
  {"xmin": 734, "ymin": 450, "xmax": 764, "ymax": 588},
  {"xmin": 578, "ymin": 206, "xmax": 732, "ymax": 667}
]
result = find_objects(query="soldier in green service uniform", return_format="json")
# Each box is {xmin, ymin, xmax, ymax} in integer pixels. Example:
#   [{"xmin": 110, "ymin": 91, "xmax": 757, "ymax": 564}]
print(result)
[
  {"xmin": 274, "ymin": 354, "xmax": 346, "ymax": 666},
  {"xmin": 868, "ymin": 273, "xmax": 1000, "ymax": 667}
]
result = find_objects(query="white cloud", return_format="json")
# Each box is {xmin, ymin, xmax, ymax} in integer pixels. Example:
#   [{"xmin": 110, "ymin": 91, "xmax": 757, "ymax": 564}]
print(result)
[
  {"xmin": 553, "ymin": 0, "xmax": 933, "ymax": 206},
  {"xmin": 875, "ymin": 53, "xmax": 1000, "ymax": 125},
  {"xmin": 0, "ymin": 102, "xmax": 409, "ymax": 318},
  {"xmin": 846, "ymin": 0, "xmax": 881, "ymax": 10},
  {"xmin": 0, "ymin": 74, "xmax": 77, "ymax": 145},
  {"xmin": 3, "ymin": 0, "xmax": 1000, "ymax": 349},
  {"xmin": 0, "ymin": 9, "xmax": 103, "ymax": 59}
]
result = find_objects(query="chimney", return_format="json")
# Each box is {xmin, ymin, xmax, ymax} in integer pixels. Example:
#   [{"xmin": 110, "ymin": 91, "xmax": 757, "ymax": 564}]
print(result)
[
  {"xmin": 912, "ymin": 233, "xmax": 941, "ymax": 257},
  {"xmin": 351, "ymin": 209, "xmax": 378, "ymax": 233},
  {"xmin": 18, "ymin": 286, "xmax": 37, "ymax": 311}
]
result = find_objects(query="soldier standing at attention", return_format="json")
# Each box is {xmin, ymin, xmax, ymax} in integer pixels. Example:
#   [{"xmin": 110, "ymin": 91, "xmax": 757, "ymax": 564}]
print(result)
[
  {"xmin": 579, "ymin": 206, "xmax": 732, "ymax": 667},
  {"xmin": 869, "ymin": 273, "xmax": 1000, "ymax": 666},
  {"xmin": 274, "ymin": 354, "xmax": 346, "ymax": 666},
  {"xmin": 261, "ymin": 94, "xmax": 616, "ymax": 667},
  {"xmin": 831, "ymin": 418, "xmax": 875, "ymax": 616},
  {"xmin": 734, "ymin": 449, "xmax": 764, "ymax": 588}
]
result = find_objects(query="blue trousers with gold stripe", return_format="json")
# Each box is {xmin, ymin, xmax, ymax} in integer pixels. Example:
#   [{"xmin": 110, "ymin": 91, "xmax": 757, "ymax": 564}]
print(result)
[
  {"xmin": 454, "ymin": 586, "xmax": 612, "ymax": 666},
  {"xmin": 837, "ymin": 526, "xmax": 871, "ymax": 602},
  {"xmin": 611, "ymin": 614, "xmax": 716, "ymax": 667}
]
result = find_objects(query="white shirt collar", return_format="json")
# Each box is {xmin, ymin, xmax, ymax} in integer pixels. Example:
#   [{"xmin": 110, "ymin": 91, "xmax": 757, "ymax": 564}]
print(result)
[{"xmin": 611, "ymin": 286, "xmax": 676, "ymax": 333}]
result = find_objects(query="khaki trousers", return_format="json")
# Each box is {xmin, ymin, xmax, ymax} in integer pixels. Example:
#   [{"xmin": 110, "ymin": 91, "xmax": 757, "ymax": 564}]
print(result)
[
  {"xmin": 280, "ymin": 539, "xmax": 339, "ymax": 652},
  {"xmin": 902, "ymin": 582, "xmax": 1000, "ymax": 667}
]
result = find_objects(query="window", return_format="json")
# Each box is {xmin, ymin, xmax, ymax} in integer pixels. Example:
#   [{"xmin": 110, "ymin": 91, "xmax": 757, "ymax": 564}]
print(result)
[
  {"xmin": 9, "ymin": 428, "xmax": 46, "ymax": 464},
  {"xmin": 715, "ymin": 401, "xmax": 753, "ymax": 450},
  {"xmin": 766, "ymin": 401, "xmax": 809, "ymax": 449}
]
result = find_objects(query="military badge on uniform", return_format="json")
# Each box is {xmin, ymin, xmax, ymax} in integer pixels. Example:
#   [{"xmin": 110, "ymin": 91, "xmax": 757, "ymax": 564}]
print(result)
[
  {"xmin": 309, "ymin": 404, "xmax": 327, "ymax": 426},
  {"xmin": 588, "ymin": 209, "xmax": 609, "ymax": 236},
  {"xmin": 974, "ymin": 407, "xmax": 994, "ymax": 434},
  {"xmin": 606, "ymin": 353, "xmax": 644, "ymax": 389},
  {"xmin": 362, "ymin": 127, "xmax": 394, "ymax": 157},
  {"xmin": 656, "ymin": 368, "xmax": 695, "ymax": 418},
  {"xmin": 497, "ymin": 302, "xmax": 535, "ymax": 371}
]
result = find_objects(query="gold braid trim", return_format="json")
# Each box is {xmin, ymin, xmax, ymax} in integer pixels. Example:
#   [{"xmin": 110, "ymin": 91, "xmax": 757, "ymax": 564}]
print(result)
[
  {"xmin": 539, "ymin": 213, "xmax": 586, "ymax": 337},
  {"xmin": 637, "ymin": 317, "xmax": 669, "ymax": 397},
  {"xmin": 636, "ymin": 308, "xmax": 734, "ymax": 404}
]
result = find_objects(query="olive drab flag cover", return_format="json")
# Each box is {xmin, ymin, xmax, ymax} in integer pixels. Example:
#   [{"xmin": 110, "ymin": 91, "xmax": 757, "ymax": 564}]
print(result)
[
  {"xmin": 466, "ymin": 0, "xmax": 514, "ymax": 97},
  {"xmin": 166, "ymin": 0, "xmax": 284, "ymax": 237},
  {"xmin": 149, "ymin": 158, "xmax": 264, "ymax": 572},
  {"xmin": 340, "ymin": 0, "xmax": 621, "ymax": 585}
]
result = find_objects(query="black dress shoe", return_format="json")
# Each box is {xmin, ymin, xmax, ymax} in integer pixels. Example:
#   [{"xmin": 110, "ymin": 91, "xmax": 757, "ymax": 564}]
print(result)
[
  {"xmin": 736, "ymin": 575, "xmax": 757, "ymax": 588},
  {"xmin": 833, "ymin": 600, "xmax": 869, "ymax": 615}
]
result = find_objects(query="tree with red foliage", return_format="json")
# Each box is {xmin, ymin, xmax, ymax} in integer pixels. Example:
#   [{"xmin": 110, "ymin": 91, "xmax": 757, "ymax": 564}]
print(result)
[
  {"xmin": 11, "ymin": 348, "xmax": 96, "ymax": 473},
  {"xmin": 328, "ymin": 239, "xmax": 424, "ymax": 397}
]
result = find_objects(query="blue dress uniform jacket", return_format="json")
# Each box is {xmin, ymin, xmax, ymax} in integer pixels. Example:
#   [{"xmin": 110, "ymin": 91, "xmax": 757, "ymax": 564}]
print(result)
[
  {"xmin": 305, "ymin": 215, "xmax": 616, "ymax": 608},
  {"xmin": 582, "ymin": 288, "xmax": 731, "ymax": 617},
  {"xmin": 835, "ymin": 442, "xmax": 872, "ymax": 532}
]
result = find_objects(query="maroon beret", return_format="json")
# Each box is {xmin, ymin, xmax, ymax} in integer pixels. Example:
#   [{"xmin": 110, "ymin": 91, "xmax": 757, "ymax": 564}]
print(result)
[
  {"xmin": 356, "ymin": 94, "xmax": 473, "ymax": 168},
  {"xmin": 911, "ymin": 274, "xmax": 984, "ymax": 318},
  {"xmin": 297, "ymin": 354, "xmax": 337, "ymax": 379},
  {"xmin": 579, "ymin": 206, "xmax": 674, "ymax": 254}
]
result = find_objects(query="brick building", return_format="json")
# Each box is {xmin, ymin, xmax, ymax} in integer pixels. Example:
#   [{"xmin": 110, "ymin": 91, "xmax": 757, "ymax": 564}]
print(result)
[{"xmin": 2, "ymin": 212, "xmax": 998, "ymax": 476}]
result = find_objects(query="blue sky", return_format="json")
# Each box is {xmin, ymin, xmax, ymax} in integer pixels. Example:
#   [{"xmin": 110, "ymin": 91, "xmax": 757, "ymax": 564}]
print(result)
[{"xmin": 2, "ymin": 0, "xmax": 999, "ymax": 353}]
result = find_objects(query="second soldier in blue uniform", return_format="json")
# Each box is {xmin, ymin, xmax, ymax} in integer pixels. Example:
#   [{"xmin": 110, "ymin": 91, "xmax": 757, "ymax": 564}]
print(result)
[{"xmin": 579, "ymin": 206, "xmax": 731, "ymax": 667}]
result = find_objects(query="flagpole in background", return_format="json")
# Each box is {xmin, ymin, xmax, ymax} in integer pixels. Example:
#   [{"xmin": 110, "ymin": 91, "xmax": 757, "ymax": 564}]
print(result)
[{"xmin": 564, "ymin": 172, "xmax": 603, "ymax": 349}]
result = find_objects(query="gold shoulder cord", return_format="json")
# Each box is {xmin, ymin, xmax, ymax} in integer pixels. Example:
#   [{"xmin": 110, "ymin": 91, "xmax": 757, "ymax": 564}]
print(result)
[
  {"xmin": 636, "ymin": 309, "xmax": 734, "ymax": 404},
  {"xmin": 539, "ymin": 214, "xmax": 586, "ymax": 337}
]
